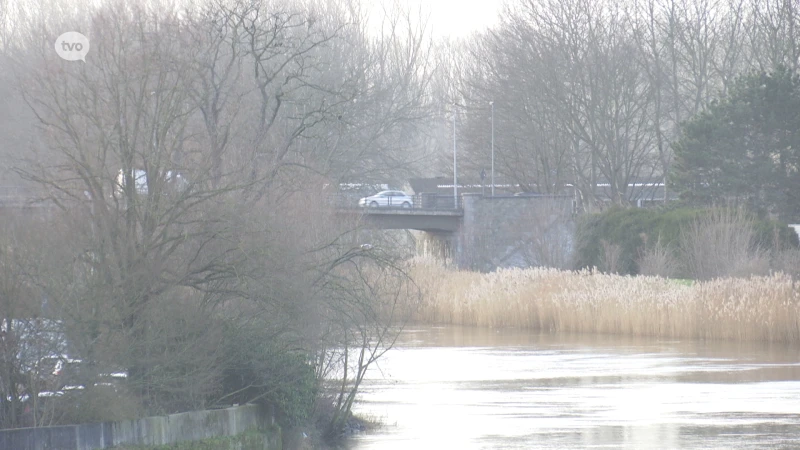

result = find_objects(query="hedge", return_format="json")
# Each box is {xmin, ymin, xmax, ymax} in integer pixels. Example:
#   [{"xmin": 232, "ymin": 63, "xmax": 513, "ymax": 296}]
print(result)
[{"xmin": 574, "ymin": 206, "xmax": 798, "ymax": 275}]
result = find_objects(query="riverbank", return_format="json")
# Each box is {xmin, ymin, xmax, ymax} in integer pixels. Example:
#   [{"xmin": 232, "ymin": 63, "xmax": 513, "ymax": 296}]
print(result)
[
  {"xmin": 115, "ymin": 428, "xmax": 281, "ymax": 450},
  {"xmin": 407, "ymin": 260, "xmax": 800, "ymax": 342}
]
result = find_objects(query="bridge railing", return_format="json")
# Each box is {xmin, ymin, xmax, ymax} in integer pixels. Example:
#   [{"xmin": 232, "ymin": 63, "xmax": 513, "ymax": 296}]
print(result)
[
  {"xmin": 0, "ymin": 186, "xmax": 34, "ymax": 205},
  {"xmin": 333, "ymin": 193, "xmax": 462, "ymax": 210},
  {"xmin": 416, "ymin": 193, "xmax": 462, "ymax": 210}
]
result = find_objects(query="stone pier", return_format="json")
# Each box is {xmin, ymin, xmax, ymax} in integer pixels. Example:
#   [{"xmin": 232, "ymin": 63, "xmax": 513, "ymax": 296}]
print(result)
[{"xmin": 417, "ymin": 194, "xmax": 575, "ymax": 271}]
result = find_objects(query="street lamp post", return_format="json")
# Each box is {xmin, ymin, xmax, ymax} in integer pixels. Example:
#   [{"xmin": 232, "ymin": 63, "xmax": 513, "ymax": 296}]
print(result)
[
  {"xmin": 453, "ymin": 106, "xmax": 458, "ymax": 208},
  {"xmin": 490, "ymin": 101, "xmax": 495, "ymax": 197}
]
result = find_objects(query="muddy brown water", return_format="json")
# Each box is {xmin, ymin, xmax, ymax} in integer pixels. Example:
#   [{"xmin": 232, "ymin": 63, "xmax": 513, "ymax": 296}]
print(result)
[{"xmin": 346, "ymin": 326, "xmax": 800, "ymax": 449}]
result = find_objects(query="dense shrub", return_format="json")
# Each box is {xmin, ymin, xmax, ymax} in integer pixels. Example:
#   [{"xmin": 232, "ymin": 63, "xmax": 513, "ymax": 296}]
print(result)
[
  {"xmin": 218, "ymin": 321, "xmax": 316, "ymax": 427},
  {"xmin": 575, "ymin": 206, "xmax": 798, "ymax": 276},
  {"xmin": 774, "ymin": 249, "xmax": 800, "ymax": 279},
  {"xmin": 52, "ymin": 385, "xmax": 141, "ymax": 426}
]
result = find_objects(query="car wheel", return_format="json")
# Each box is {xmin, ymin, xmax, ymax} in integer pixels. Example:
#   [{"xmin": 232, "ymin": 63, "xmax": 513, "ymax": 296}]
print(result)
[
  {"xmin": 370, "ymin": 201, "xmax": 379, "ymax": 207},
  {"xmin": 402, "ymin": 202, "xmax": 411, "ymax": 208}
]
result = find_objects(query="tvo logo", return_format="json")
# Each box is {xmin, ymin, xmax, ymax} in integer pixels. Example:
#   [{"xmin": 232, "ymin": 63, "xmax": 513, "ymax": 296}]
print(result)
[{"xmin": 55, "ymin": 32, "xmax": 90, "ymax": 62}]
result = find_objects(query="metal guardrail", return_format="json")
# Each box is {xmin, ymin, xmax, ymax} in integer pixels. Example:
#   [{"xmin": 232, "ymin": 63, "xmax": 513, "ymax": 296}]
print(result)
[
  {"xmin": 0, "ymin": 186, "xmax": 31, "ymax": 197},
  {"xmin": 0, "ymin": 186, "xmax": 36, "ymax": 206},
  {"xmin": 333, "ymin": 193, "xmax": 463, "ymax": 210}
]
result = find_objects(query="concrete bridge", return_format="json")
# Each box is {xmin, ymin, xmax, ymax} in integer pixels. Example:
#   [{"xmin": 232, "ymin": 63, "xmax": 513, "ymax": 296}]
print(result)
[
  {"xmin": 1, "ymin": 185, "xmax": 575, "ymax": 271},
  {"xmin": 338, "ymin": 193, "xmax": 575, "ymax": 271},
  {"xmin": 340, "ymin": 207, "xmax": 463, "ymax": 233},
  {"xmin": 0, "ymin": 186, "xmax": 52, "ymax": 221}
]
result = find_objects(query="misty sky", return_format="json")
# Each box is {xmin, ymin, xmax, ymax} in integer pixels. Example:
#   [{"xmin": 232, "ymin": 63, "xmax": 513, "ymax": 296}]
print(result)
[{"xmin": 390, "ymin": 0, "xmax": 504, "ymax": 38}]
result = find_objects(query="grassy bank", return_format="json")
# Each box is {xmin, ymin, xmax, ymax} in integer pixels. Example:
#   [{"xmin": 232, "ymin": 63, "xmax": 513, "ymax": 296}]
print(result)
[
  {"xmin": 408, "ymin": 260, "xmax": 800, "ymax": 342},
  {"xmin": 114, "ymin": 427, "xmax": 281, "ymax": 450}
]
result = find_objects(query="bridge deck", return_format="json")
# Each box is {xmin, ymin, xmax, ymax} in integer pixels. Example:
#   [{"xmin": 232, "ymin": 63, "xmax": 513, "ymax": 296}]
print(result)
[
  {"xmin": 337, "ymin": 207, "xmax": 462, "ymax": 232},
  {"xmin": 356, "ymin": 208, "xmax": 462, "ymax": 217}
]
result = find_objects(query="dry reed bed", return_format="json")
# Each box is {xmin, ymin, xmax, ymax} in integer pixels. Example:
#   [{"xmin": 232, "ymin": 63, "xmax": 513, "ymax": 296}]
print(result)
[{"xmin": 408, "ymin": 259, "xmax": 800, "ymax": 343}]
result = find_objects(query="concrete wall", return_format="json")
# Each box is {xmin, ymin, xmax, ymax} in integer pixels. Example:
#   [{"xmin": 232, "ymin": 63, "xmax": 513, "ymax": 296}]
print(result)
[
  {"xmin": 0, "ymin": 404, "xmax": 279, "ymax": 450},
  {"xmin": 417, "ymin": 194, "xmax": 575, "ymax": 271},
  {"xmin": 456, "ymin": 194, "xmax": 575, "ymax": 271}
]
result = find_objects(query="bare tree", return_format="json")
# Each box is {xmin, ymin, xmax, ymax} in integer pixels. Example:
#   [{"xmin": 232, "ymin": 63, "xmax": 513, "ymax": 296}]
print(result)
[
  {"xmin": 11, "ymin": 2, "xmax": 261, "ymax": 409},
  {"xmin": 745, "ymin": 0, "xmax": 800, "ymax": 72},
  {"xmin": 459, "ymin": 26, "xmax": 573, "ymax": 194},
  {"xmin": 0, "ymin": 219, "xmax": 42, "ymax": 428},
  {"xmin": 451, "ymin": 0, "xmax": 800, "ymax": 213},
  {"xmin": 458, "ymin": 0, "xmax": 660, "ymax": 210},
  {"xmin": 2, "ymin": 0, "xmax": 431, "ymax": 431},
  {"xmin": 311, "ymin": 243, "xmax": 415, "ymax": 438}
]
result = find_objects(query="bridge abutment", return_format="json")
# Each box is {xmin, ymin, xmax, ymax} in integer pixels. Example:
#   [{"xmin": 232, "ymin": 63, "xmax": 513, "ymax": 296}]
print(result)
[{"xmin": 443, "ymin": 194, "xmax": 575, "ymax": 271}]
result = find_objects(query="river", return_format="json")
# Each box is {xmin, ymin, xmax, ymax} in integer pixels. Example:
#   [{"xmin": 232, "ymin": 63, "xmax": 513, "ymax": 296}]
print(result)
[{"xmin": 346, "ymin": 326, "xmax": 800, "ymax": 449}]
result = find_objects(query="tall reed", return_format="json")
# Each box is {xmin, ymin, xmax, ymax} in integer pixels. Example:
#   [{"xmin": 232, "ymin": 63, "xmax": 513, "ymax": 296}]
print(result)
[{"xmin": 406, "ymin": 258, "xmax": 800, "ymax": 343}]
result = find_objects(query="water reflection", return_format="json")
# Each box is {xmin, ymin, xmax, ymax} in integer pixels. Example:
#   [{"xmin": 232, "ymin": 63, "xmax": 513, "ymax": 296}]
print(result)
[{"xmin": 347, "ymin": 326, "xmax": 800, "ymax": 449}]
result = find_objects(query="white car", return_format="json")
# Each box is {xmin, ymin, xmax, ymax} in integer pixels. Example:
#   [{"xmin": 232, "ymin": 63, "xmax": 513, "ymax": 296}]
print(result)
[
  {"xmin": 115, "ymin": 169, "xmax": 188, "ymax": 196},
  {"xmin": 359, "ymin": 190, "xmax": 414, "ymax": 208}
]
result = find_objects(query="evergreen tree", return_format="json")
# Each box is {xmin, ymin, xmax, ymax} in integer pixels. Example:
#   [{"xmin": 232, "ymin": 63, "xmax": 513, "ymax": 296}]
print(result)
[{"xmin": 672, "ymin": 67, "xmax": 800, "ymax": 222}]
